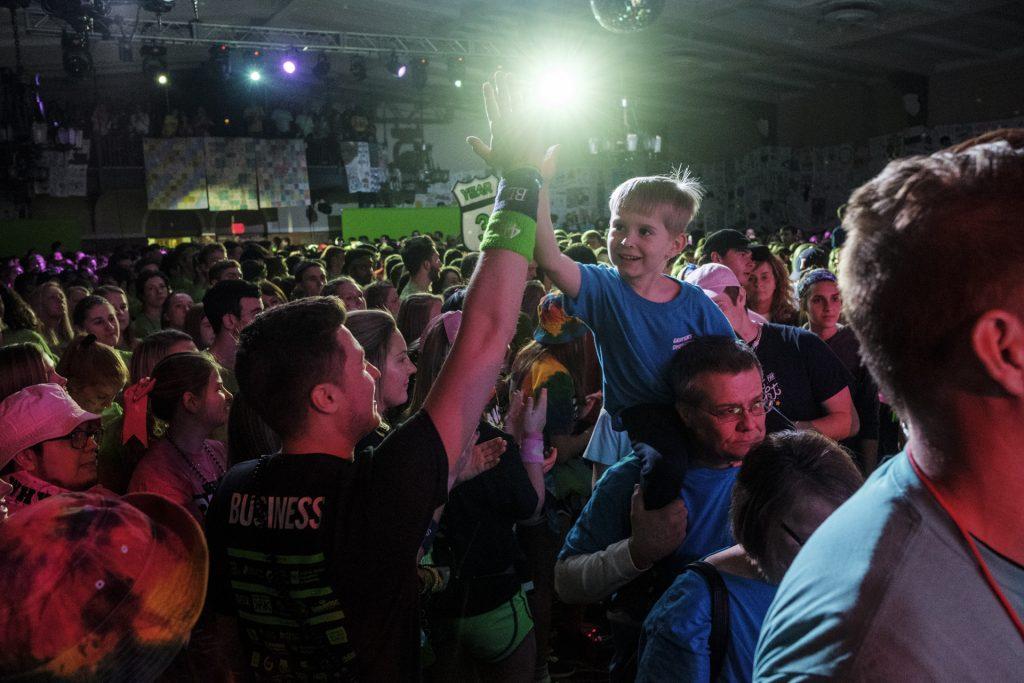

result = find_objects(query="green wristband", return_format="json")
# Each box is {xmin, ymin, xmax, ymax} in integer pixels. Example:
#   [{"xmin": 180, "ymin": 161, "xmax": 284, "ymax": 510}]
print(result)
[{"xmin": 480, "ymin": 210, "xmax": 537, "ymax": 261}]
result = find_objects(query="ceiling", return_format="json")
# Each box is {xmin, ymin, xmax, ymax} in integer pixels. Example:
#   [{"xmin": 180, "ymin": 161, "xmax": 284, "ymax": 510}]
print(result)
[{"xmin": 2, "ymin": 0, "xmax": 1022, "ymax": 111}]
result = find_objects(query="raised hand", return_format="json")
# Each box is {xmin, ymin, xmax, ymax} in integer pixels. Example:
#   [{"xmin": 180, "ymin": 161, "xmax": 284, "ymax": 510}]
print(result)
[
  {"xmin": 627, "ymin": 484, "xmax": 688, "ymax": 570},
  {"xmin": 466, "ymin": 71, "xmax": 550, "ymax": 174},
  {"xmin": 505, "ymin": 388, "xmax": 549, "ymax": 442},
  {"xmin": 454, "ymin": 434, "xmax": 507, "ymax": 486}
]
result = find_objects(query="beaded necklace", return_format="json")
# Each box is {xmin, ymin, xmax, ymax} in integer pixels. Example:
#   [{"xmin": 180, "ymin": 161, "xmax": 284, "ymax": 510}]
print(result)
[{"xmin": 166, "ymin": 436, "xmax": 226, "ymax": 485}]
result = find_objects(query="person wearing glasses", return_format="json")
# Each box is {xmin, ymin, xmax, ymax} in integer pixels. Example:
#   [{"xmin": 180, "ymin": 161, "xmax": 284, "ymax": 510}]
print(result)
[
  {"xmin": 686, "ymin": 263, "xmax": 857, "ymax": 441},
  {"xmin": 638, "ymin": 430, "xmax": 863, "ymax": 683},
  {"xmin": 555, "ymin": 336, "xmax": 767, "ymax": 680},
  {"xmin": 0, "ymin": 383, "xmax": 105, "ymax": 518}
]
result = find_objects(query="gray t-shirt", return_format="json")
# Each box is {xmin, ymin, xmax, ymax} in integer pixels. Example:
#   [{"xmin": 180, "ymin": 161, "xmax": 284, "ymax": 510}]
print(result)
[
  {"xmin": 977, "ymin": 538, "xmax": 1024, "ymax": 621},
  {"xmin": 754, "ymin": 452, "xmax": 1024, "ymax": 681}
]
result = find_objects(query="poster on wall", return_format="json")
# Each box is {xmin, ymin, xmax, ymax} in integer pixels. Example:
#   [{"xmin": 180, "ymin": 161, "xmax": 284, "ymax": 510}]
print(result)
[
  {"xmin": 451, "ymin": 174, "xmax": 499, "ymax": 251},
  {"xmin": 205, "ymin": 137, "xmax": 258, "ymax": 211},
  {"xmin": 256, "ymin": 139, "xmax": 311, "ymax": 208},
  {"xmin": 143, "ymin": 138, "xmax": 208, "ymax": 210}
]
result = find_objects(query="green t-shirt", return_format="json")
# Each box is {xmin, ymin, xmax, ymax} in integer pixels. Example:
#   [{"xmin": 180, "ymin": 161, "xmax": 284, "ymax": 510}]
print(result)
[{"xmin": 129, "ymin": 313, "xmax": 162, "ymax": 341}]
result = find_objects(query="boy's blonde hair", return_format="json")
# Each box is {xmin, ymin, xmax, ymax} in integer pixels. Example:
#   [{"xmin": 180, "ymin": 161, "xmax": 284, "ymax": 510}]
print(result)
[{"xmin": 608, "ymin": 168, "xmax": 704, "ymax": 235}]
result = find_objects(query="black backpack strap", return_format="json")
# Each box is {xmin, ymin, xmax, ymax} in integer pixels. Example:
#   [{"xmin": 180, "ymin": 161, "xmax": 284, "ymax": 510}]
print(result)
[{"xmin": 686, "ymin": 561, "xmax": 731, "ymax": 683}]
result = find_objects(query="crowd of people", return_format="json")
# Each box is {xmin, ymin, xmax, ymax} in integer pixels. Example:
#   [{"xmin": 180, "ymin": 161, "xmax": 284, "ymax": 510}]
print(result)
[{"xmin": 1, "ymin": 74, "xmax": 1022, "ymax": 682}]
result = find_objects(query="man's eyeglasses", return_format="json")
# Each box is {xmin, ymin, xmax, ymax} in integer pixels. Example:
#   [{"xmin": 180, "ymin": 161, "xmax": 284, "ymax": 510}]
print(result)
[
  {"xmin": 698, "ymin": 398, "xmax": 769, "ymax": 423},
  {"xmin": 49, "ymin": 426, "xmax": 103, "ymax": 450}
]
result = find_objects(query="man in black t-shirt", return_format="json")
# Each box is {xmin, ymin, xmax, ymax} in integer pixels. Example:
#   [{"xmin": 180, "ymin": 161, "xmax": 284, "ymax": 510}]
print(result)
[
  {"xmin": 206, "ymin": 73, "xmax": 551, "ymax": 682},
  {"xmin": 687, "ymin": 263, "xmax": 858, "ymax": 440}
]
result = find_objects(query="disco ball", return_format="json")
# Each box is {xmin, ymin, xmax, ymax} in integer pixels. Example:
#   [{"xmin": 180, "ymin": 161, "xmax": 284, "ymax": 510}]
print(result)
[{"xmin": 590, "ymin": 0, "xmax": 666, "ymax": 33}]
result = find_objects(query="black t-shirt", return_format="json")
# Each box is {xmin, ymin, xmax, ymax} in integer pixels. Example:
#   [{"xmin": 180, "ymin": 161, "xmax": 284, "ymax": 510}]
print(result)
[
  {"xmin": 206, "ymin": 410, "xmax": 448, "ymax": 682},
  {"xmin": 825, "ymin": 326, "xmax": 880, "ymax": 442},
  {"xmin": 755, "ymin": 323, "xmax": 852, "ymax": 433},
  {"xmin": 430, "ymin": 422, "xmax": 538, "ymax": 617}
]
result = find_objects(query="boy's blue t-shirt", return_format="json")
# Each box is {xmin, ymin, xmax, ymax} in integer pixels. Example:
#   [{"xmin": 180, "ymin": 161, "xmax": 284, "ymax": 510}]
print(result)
[
  {"xmin": 565, "ymin": 263, "xmax": 734, "ymax": 417},
  {"xmin": 559, "ymin": 453, "xmax": 736, "ymax": 573},
  {"xmin": 639, "ymin": 568, "xmax": 777, "ymax": 683}
]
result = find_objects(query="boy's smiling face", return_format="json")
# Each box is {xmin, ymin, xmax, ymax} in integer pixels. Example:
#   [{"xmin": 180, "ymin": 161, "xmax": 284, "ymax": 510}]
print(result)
[{"xmin": 607, "ymin": 208, "xmax": 688, "ymax": 283}]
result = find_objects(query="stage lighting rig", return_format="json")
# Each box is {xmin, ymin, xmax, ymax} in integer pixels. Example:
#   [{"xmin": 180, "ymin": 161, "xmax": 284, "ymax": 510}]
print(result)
[
  {"xmin": 349, "ymin": 55, "xmax": 366, "ymax": 82},
  {"xmin": 411, "ymin": 57, "xmax": 428, "ymax": 89},
  {"xmin": 42, "ymin": 0, "xmax": 111, "ymax": 37},
  {"xmin": 386, "ymin": 51, "xmax": 407, "ymax": 78},
  {"xmin": 448, "ymin": 55, "xmax": 466, "ymax": 88},
  {"xmin": 141, "ymin": 43, "xmax": 167, "ymax": 79},
  {"xmin": 61, "ymin": 30, "xmax": 92, "ymax": 78},
  {"xmin": 313, "ymin": 54, "xmax": 331, "ymax": 78},
  {"xmin": 208, "ymin": 43, "xmax": 231, "ymax": 79}
]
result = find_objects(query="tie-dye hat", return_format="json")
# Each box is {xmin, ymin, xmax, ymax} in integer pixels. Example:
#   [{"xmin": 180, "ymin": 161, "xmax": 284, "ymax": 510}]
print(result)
[
  {"xmin": 0, "ymin": 491, "xmax": 208, "ymax": 681},
  {"xmin": 534, "ymin": 292, "xmax": 588, "ymax": 345}
]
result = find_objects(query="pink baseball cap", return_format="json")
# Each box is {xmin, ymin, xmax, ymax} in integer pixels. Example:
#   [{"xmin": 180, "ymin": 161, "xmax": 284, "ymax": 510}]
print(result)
[
  {"xmin": 685, "ymin": 263, "xmax": 742, "ymax": 300},
  {"xmin": 0, "ymin": 383, "xmax": 101, "ymax": 470}
]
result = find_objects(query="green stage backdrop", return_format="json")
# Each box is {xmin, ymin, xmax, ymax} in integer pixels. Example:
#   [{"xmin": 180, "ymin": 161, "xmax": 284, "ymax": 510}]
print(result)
[
  {"xmin": 0, "ymin": 220, "xmax": 82, "ymax": 256},
  {"xmin": 340, "ymin": 206, "xmax": 461, "ymax": 241}
]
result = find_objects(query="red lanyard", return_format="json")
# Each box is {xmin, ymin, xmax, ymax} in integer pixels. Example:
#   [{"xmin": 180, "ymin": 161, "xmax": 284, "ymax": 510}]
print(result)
[{"xmin": 907, "ymin": 448, "xmax": 1024, "ymax": 642}]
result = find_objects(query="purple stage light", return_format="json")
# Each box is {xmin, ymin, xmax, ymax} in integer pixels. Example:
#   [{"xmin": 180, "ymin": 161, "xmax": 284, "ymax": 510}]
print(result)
[{"xmin": 282, "ymin": 59, "xmax": 297, "ymax": 74}]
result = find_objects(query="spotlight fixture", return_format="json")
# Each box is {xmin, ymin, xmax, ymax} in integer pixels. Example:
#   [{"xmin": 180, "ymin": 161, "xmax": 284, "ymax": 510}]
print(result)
[
  {"xmin": 140, "ymin": 43, "xmax": 167, "ymax": 80},
  {"xmin": 349, "ymin": 55, "xmax": 366, "ymax": 82},
  {"xmin": 208, "ymin": 43, "xmax": 231, "ymax": 79},
  {"xmin": 248, "ymin": 69, "xmax": 262, "ymax": 82},
  {"xmin": 386, "ymin": 51, "xmax": 407, "ymax": 78},
  {"xmin": 313, "ymin": 54, "xmax": 331, "ymax": 78},
  {"xmin": 449, "ymin": 55, "xmax": 466, "ymax": 88},
  {"xmin": 61, "ymin": 31, "xmax": 92, "ymax": 78},
  {"xmin": 411, "ymin": 56, "xmax": 429, "ymax": 89},
  {"xmin": 282, "ymin": 58, "xmax": 296, "ymax": 75},
  {"xmin": 156, "ymin": 72, "xmax": 169, "ymax": 86}
]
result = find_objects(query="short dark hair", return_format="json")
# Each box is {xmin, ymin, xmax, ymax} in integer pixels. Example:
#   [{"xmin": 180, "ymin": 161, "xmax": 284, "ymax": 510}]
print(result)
[
  {"xmin": 208, "ymin": 259, "xmax": 241, "ymax": 283},
  {"xmin": 241, "ymin": 259, "xmax": 267, "ymax": 282},
  {"xmin": 840, "ymin": 130, "xmax": 1024, "ymax": 417},
  {"xmin": 235, "ymin": 297, "xmax": 346, "ymax": 438},
  {"xmin": 400, "ymin": 236, "xmax": 436, "ymax": 274},
  {"xmin": 72, "ymin": 295, "xmax": 112, "ymax": 329},
  {"xmin": 197, "ymin": 243, "xmax": 226, "ymax": 268},
  {"xmin": 364, "ymin": 280, "xmax": 395, "ymax": 311},
  {"xmin": 732, "ymin": 430, "xmax": 862, "ymax": 583},
  {"xmin": 292, "ymin": 259, "xmax": 326, "ymax": 280},
  {"xmin": 670, "ymin": 336, "xmax": 761, "ymax": 406},
  {"xmin": 134, "ymin": 271, "xmax": 170, "ymax": 300},
  {"xmin": 565, "ymin": 244, "xmax": 598, "ymax": 265},
  {"xmin": 459, "ymin": 252, "xmax": 480, "ymax": 282},
  {"xmin": 202, "ymin": 280, "xmax": 261, "ymax": 334}
]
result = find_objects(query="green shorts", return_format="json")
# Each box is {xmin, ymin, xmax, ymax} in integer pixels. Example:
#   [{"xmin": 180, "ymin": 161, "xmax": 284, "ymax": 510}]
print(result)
[{"xmin": 433, "ymin": 587, "xmax": 534, "ymax": 664}]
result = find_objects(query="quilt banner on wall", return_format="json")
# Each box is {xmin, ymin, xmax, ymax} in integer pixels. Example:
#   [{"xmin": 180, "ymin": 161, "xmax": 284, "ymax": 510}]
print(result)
[
  {"xmin": 205, "ymin": 137, "xmax": 258, "ymax": 211},
  {"xmin": 256, "ymin": 139, "xmax": 311, "ymax": 208},
  {"xmin": 143, "ymin": 138, "xmax": 208, "ymax": 210}
]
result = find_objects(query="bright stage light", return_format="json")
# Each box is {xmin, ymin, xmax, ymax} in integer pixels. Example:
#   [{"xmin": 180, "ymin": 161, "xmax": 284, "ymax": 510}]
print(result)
[
  {"xmin": 282, "ymin": 59, "xmax": 296, "ymax": 74},
  {"xmin": 248, "ymin": 69, "xmax": 262, "ymax": 82},
  {"xmin": 536, "ymin": 67, "xmax": 579, "ymax": 108},
  {"xmin": 156, "ymin": 73, "xmax": 169, "ymax": 85},
  {"xmin": 454, "ymin": 79, "xmax": 463, "ymax": 88}
]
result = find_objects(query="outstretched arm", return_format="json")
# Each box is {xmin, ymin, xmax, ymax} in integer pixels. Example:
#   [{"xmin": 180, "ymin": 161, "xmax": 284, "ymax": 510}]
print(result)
[
  {"xmin": 424, "ymin": 73, "xmax": 549, "ymax": 478},
  {"xmin": 535, "ymin": 184, "xmax": 582, "ymax": 297}
]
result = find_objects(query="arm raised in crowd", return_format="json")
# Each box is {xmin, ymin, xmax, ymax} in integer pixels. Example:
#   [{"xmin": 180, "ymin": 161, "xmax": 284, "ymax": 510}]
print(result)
[
  {"xmin": 534, "ymin": 172, "xmax": 583, "ymax": 298},
  {"xmin": 425, "ymin": 73, "xmax": 551, "ymax": 475}
]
